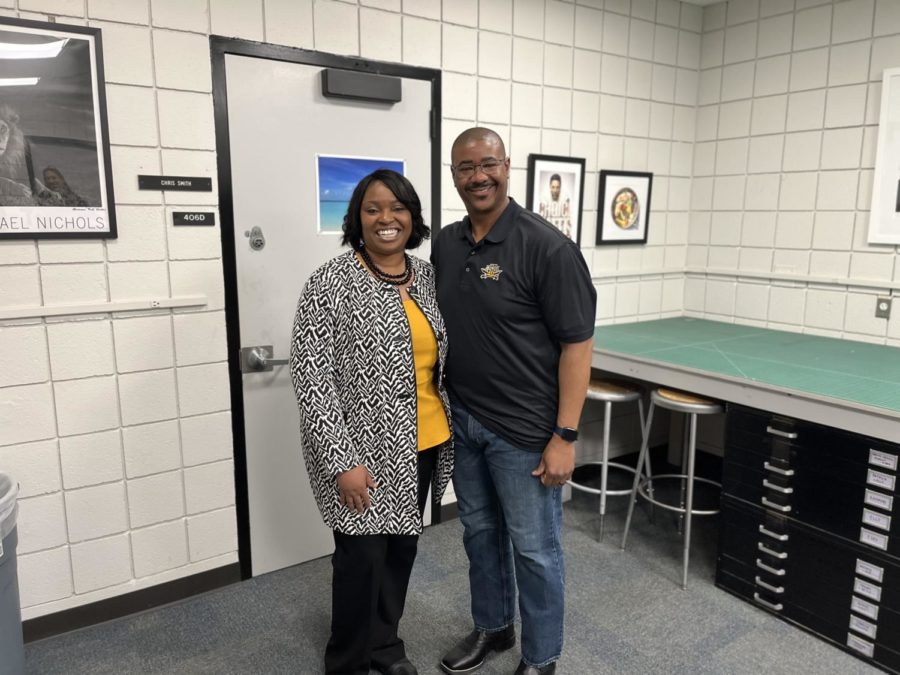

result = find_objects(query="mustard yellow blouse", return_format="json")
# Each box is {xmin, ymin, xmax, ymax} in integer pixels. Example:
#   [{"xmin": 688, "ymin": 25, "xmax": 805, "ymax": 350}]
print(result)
[{"xmin": 403, "ymin": 300, "xmax": 451, "ymax": 450}]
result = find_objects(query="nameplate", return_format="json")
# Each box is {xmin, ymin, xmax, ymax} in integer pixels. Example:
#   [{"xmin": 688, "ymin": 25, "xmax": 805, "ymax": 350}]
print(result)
[
  {"xmin": 847, "ymin": 633, "xmax": 874, "ymax": 658},
  {"xmin": 851, "ymin": 595, "xmax": 879, "ymax": 621},
  {"xmin": 849, "ymin": 614, "xmax": 878, "ymax": 640},
  {"xmin": 173, "ymin": 211, "xmax": 216, "ymax": 226},
  {"xmin": 864, "ymin": 489, "xmax": 894, "ymax": 512},
  {"xmin": 854, "ymin": 577, "xmax": 882, "ymax": 602},
  {"xmin": 138, "ymin": 175, "xmax": 213, "ymax": 191},
  {"xmin": 862, "ymin": 508, "xmax": 891, "ymax": 532},
  {"xmin": 866, "ymin": 469, "xmax": 896, "ymax": 492},
  {"xmin": 860, "ymin": 527, "xmax": 888, "ymax": 551},
  {"xmin": 856, "ymin": 558, "xmax": 885, "ymax": 583},
  {"xmin": 869, "ymin": 448, "xmax": 898, "ymax": 471}
]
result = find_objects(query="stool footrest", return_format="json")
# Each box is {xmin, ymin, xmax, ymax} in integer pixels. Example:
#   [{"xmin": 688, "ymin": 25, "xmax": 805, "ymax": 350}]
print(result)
[
  {"xmin": 636, "ymin": 474, "xmax": 721, "ymax": 516},
  {"xmin": 568, "ymin": 461, "xmax": 642, "ymax": 497}
]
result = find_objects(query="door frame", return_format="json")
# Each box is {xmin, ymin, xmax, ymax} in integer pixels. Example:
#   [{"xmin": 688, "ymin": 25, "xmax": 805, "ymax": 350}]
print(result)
[{"xmin": 211, "ymin": 36, "xmax": 442, "ymax": 579}]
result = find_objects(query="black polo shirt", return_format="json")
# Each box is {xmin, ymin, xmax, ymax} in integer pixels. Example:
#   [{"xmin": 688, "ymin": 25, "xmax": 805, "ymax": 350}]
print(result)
[{"xmin": 431, "ymin": 199, "xmax": 597, "ymax": 451}]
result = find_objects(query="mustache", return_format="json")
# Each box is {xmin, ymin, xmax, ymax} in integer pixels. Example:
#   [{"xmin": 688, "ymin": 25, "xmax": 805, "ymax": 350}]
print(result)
[{"xmin": 466, "ymin": 179, "xmax": 495, "ymax": 191}]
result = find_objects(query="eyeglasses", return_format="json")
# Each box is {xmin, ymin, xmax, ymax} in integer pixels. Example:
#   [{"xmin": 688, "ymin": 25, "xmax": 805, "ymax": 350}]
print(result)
[{"xmin": 451, "ymin": 157, "xmax": 506, "ymax": 179}]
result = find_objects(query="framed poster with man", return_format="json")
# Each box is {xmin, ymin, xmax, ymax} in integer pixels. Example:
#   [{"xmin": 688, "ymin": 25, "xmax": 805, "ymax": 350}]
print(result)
[
  {"xmin": 525, "ymin": 154, "xmax": 585, "ymax": 245},
  {"xmin": 0, "ymin": 16, "xmax": 116, "ymax": 239}
]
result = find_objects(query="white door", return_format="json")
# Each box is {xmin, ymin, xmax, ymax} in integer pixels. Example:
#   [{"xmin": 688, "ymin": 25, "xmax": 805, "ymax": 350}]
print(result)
[{"xmin": 224, "ymin": 53, "xmax": 435, "ymax": 576}]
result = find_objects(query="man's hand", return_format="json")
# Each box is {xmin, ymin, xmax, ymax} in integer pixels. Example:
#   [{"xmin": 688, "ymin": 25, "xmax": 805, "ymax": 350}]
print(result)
[
  {"xmin": 531, "ymin": 434, "xmax": 575, "ymax": 487},
  {"xmin": 336, "ymin": 465, "xmax": 378, "ymax": 513}
]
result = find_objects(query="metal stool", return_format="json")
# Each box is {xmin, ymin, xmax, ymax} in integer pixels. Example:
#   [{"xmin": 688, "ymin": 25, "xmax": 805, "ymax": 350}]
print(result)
[
  {"xmin": 567, "ymin": 379, "xmax": 652, "ymax": 540},
  {"xmin": 620, "ymin": 387, "xmax": 723, "ymax": 589}
]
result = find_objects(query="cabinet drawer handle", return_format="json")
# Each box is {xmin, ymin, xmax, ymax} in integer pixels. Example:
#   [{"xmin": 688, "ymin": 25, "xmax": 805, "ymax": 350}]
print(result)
[
  {"xmin": 764, "ymin": 461, "xmax": 795, "ymax": 477},
  {"xmin": 758, "ymin": 525, "xmax": 789, "ymax": 542},
  {"xmin": 755, "ymin": 576, "xmax": 785, "ymax": 594},
  {"xmin": 753, "ymin": 592, "xmax": 783, "ymax": 611},
  {"xmin": 766, "ymin": 425, "xmax": 798, "ymax": 440},
  {"xmin": 758, "ymin": 542, "xmax": 788, "ymax": 559},
  {"xmin": 763, "ymin": 479, "xmax": 794, "ymax": 494},
  {"xmin": 756, "ymin": 558, "xmax": 786, "ymax": 576},
  {"xmin": 762, "ymin": 496, "xmax": 792, "ymax": 513}
]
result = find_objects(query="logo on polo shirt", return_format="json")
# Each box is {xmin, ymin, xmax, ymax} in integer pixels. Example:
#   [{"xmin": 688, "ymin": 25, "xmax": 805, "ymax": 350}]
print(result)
[{"xmin": 480, "ymin": 263, "xmax": 503, "ymax": 281}]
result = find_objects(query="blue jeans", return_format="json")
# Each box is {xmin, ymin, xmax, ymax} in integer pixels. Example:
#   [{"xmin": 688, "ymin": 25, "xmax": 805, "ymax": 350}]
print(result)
[{"xmin": 451, "ymin": 400, "xmax": 565, "ymax": 667}]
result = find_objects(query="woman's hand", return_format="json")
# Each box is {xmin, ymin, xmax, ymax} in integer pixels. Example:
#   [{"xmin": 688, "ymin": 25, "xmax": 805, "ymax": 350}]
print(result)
[{"xmin": 336, "ymin": 465, "xmax": 378, "ymax": 513}]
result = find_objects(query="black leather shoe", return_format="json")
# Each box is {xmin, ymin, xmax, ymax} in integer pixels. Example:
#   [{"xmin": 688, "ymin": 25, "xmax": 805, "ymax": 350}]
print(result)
[
  {"xmin": 384, "ymin": 657, "xmax": 418, "ymax": 675},
  {"xmin": 512, "ymin": 660, "xmax": 556, "ymax": 675},
  {"xmin": 440, "ymin": 626, "xmax": 516, "ymax": 674}
]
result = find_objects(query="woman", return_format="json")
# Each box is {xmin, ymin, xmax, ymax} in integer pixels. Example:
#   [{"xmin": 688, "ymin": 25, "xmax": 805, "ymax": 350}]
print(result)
[
  {"xmin": 41, "ymin": 166, "xmax": 90, "ymax": 206},
  {"xmin": 290, "ymin": 169, "xmax": 452, "ymax": 675}
]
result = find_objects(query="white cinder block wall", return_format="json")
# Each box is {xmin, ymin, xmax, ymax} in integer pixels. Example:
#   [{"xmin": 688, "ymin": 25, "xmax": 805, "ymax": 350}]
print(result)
[
  {"xmin": 1, "ymin": 0, "xmax": 896, "ymax": 623},
  {"xmin": 0, "ymin": 0, "xmax": 701, "ymax": 620},
  {"xmin": 684, "ymin": 0, "xmax": 900, "ymax": 344}
]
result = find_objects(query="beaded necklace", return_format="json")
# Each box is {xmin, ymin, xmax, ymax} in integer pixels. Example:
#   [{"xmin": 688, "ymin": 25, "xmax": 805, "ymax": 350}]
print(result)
[{"xmin": 359, "ymin": 246, "xmax": 412, "ymax": 286}]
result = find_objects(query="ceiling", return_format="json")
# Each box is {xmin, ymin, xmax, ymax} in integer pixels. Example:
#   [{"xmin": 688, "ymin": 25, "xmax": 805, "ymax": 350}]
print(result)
[{"xmin": 681, "ymin": 0, "xmax": 723, "ymax": 5}]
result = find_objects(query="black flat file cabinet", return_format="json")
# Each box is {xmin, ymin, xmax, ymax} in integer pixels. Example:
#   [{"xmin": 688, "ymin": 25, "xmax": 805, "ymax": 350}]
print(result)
[{"xmin": 717, "ymin": 404, "xmax": 900, "ymax": 673}]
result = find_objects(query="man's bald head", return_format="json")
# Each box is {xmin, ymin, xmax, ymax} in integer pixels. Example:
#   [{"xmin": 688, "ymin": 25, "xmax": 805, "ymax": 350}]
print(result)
[{"xmin": 451, "ymin": 127, "xmax": 506, "ymax": 162}]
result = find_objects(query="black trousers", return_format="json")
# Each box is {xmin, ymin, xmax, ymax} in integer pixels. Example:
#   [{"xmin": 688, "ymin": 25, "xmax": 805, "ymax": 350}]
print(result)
[{"xmin": 324, "ymin": 445, "xmax": 438, "ymax": 675}]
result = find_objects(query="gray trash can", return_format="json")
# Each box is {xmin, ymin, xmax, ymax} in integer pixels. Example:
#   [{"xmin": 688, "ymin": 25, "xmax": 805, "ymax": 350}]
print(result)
[{"xmin": 0, "ymin": 474, "xmax": 24, "ymax": 675}]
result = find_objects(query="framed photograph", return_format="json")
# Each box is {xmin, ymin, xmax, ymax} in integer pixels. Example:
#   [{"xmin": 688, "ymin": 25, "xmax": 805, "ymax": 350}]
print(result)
[
  {"xmin": 596, "ymin": 170, "xmax": 653, "ymax": 245},
  {"xmin": 316, "ymin": 154, "xmax": 404, "ymax": 234},
  {"xmin": 0, "ymin": 17, "xmax": 116, "ymax": 239},
  {"xmin": 526, "ymin": 154, "xmax": 585, "ymax": 245},
  {"xmin": 868, "ymin": 66, "xmax": 900, "ymax": 245}
]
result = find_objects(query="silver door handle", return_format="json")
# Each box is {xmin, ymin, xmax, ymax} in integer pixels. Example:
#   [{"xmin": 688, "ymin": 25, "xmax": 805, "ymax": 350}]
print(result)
[
  {"xmin": 756, "ymin": 558, "xmax": 785, "ymax": 576},
  {"xmin": 764, "ymin": 461, "xmax": 795, "ymax": 477},
  {"xmin": 755, "ymin": 576, "xmax": 785, "ymax": 594},
  {"xmin": 758, "ymin": 542, "xmax": 788, "ymax": 559},
  {"xmin": 761, "ymin": 496, "xmax": 792, "ymax": 513},
  {"xmin": 753, "ymin": 592, "xmax": 783, "ymax": 611},
  {"xmin": 758, "ymin": 525, "xmax": 789, "ymax": 542},
  {"xmin": 241, "ymin": 345, "xmax": 288, "ymax": 373},
  {"xmin": 763, "ymin": 479, "xmax": 794, "ymax": 494},
  {"xmin": 766, "ymin": 425, "xmax": 798, "ymax": 440}
]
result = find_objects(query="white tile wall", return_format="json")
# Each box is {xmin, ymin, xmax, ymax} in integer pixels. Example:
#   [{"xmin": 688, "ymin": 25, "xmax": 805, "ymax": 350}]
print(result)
[
  {"xmin": 65, "ymin": 482, "xmax": 128, "ymax": 543},
  {"xmin": 131, "ymin": 520, "xmax": 188, "ymax": 578},
  {"xmin": 58, "ymin": 430, "xmax": 123, "ymax": 490},
  {"xmin": 2, "ymin": 0, "xmax": 898, "ymax": 624},
  {"xmin": 686, "ymin": 0, "xmax": 899, "ymax": 343},
  {"xmin": 127, "ymin": 470, "xmax": 185, "ymax": 528},
  {"xmin": 70, "ymin": 534, "xmax": 132, "ymax": 594},
  {"xmin": 122, "ymin": 420, "xmax": 182, "ymax": 478}
]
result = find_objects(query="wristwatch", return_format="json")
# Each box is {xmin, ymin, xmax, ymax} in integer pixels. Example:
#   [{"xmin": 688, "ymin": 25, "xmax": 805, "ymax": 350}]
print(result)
[{"xmin": 553, "ymin": 426, "xmax": 578, "ymax": 442}]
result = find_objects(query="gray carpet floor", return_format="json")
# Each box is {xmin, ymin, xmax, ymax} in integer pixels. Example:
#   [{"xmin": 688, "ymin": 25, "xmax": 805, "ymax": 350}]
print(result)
[{"xmin": 25, "ymin": 493, "xmax": 879, "ymax": 674}]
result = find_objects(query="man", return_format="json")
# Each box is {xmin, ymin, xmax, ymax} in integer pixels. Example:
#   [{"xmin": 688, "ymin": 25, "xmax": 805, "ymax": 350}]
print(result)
[
  {"xmin": 538, "ymin": 174, "xmax": 572, "ymax": 239},
  {"xmin": 549, "ymin": 174, "xmax": 562, "ymax": 207},
  {"xmin": 431, "ymin": 128, "xmax": 596, "ymax": 675}
]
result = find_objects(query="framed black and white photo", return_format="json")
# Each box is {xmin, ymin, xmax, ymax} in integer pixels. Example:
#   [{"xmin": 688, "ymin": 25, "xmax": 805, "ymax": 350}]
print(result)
[
  {"xmin": 0, "ymin": 17, "xmax": 116, "ymax": 239},
  {"xmin": 526, "ymin": 154, "xmax": 585, "ymax": 245},
  {"xmin": 868, "ymin": 66, "xmax": 900, "ymax": 245},
  {"xmin": 596, "ymin": 170, "xmax": 652, "ymax": 245}
]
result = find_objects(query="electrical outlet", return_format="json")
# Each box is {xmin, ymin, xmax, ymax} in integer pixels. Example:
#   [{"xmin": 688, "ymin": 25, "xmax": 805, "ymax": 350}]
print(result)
[
  {"xmin": 150, "ymin": 299, "xmax": 161, "ymax": 308},
  {"xmin": 875, "ymin": 297, "xmax": 891, "ymax": 319}
]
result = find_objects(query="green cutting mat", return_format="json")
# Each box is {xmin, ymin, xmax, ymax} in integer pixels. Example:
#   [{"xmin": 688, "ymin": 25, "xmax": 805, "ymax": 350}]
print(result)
[{"xmin": 593, "ymin": 317, "xmax": 900, "ymax": 414}]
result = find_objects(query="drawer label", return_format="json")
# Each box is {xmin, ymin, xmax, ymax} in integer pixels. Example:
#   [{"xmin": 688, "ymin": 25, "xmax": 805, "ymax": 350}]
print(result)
[
  {"xmin": 856, "ymin": 559, "xmax": 885, "ymax": 583},
  {"xmin": 851, "ymin": 595, "xmax": 880, "ymax": 621},
  {"xmin": 854, "ymin": 577, "xmax": 883, "ymax": 602},
  {"xmin": 869, "ymin": 449, "xmax": 898, "ymax": 471},
  {"xmin": 867, "ymin": 469, "xmax": 896, "ymax": 492},
  {"xmin": 849, "ymin": 614, "xmax": 878, "ymax": 640},
  {"xmin": 847, "ymin": 633, "xmax": 875, "ymax": 658},
  {"xmin": 862, "ymin": 508, "xmax": 892, "ymax": 532},
  {"xmin": 864, "ymin": 489, "xmax": 894, "ymax": 512},
  {"xmin": 859, "ymin": 527, "xmax": 889, "ymax": 550}
]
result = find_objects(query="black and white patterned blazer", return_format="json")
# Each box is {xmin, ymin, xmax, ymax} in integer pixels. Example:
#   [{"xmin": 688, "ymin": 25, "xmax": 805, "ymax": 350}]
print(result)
[{"xmin": 290, "ymin": 250, "xmax": 453, "ymax": 535}]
